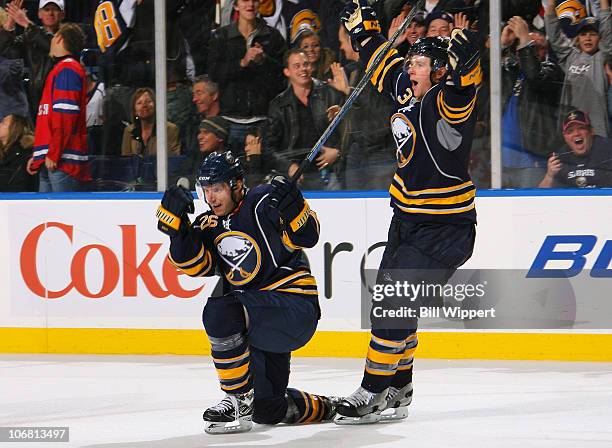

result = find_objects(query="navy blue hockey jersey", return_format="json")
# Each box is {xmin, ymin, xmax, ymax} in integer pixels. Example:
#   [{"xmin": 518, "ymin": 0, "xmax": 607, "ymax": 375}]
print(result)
[
  {"xmin": 360, "ymin": 35, "xmax": 479, "ymax": 224},
  {"xmin": 167, "ymin": 184, "xmax": 320, "ymax": 298}
]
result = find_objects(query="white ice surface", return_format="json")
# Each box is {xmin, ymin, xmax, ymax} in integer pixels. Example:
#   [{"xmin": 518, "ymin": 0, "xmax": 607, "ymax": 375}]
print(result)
[{"xmin": 1, "ymin": 355, "xmax": 611, "ymax": 447}]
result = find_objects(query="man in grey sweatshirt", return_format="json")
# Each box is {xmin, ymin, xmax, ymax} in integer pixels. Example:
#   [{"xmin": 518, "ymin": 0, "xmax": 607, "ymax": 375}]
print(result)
[{"xmin": 545, "ymin": 0, "xmax": 611, "ymax": 137}]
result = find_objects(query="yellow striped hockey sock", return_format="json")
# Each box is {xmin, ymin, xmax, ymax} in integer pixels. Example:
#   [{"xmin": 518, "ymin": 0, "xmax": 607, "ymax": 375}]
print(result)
[
  {"xmin": 361, "ymin": 334, "xmax": 407, "ymax": 393},
  {"xmin": 284, "ymin": 388, "xmax": 335, "ymax": 424},
  {"xmin": 391, "ymin": 332, "xmax": 418, "ymax": 388},
  {"xmin": 209, "ymin": 332, "xmax": 252, "ymax": 394}
]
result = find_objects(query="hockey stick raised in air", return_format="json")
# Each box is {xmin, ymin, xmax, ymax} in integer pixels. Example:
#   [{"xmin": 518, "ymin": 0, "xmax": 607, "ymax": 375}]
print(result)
[{"xmin": 289, "ymin": 0, "xmax": 425, "ymax": 183}]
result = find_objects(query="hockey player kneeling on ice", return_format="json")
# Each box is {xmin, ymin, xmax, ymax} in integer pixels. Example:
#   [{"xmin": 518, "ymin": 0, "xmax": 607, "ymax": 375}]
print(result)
[
  {"xmin": 336, "ymin": 0, "xmax": 479, "ymax": 424},
  {"xmin": 156, "ymin": 151, "xmax": 340, "ymax": 434}
]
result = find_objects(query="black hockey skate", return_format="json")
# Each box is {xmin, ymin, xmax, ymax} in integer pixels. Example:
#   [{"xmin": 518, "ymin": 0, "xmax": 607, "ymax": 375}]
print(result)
[
  {"xmin": 380, "ymin": 383, "xmax": 413, "ymax": 421},
  {"xmin": 321, "ymin": 395, "xmax": 344, "ymax": 422},
  {"xmin": 333, "ymin": 387, "xmax": 388, "ymax": 425},
  {"xmin": 203, "ymin": 390, "xmax": 254, "ymax": 434}
]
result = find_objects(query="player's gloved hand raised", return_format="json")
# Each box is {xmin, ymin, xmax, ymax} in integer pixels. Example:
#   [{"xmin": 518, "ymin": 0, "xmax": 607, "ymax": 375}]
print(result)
[
  {"xmin": 340, "ymin": 0, "xmax": 381, "ymax": 51},
  {"xmin": 162, "ymin": 185, "xmax": 195, "ymax": 217},
  {"xmin": 268, "ymin": 175, "xmax": 306, "ymax": 224},
  {"xmin": 448, "ymin": 28, "xmax": 482, "ymax": 88},
  {"xmin": 156, "ymin": 186, "xmax": 194, "ymax": 237}
]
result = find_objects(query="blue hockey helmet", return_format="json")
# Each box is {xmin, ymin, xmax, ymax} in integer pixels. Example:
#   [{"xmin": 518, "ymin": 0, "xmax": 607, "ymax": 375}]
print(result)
[
  {"xmin": 197, "ymin": 151, "xmax": 244, "ymax": 187},
  {"xmin": 197, "ymin": 151, "xmax": 244, "ymax": 188},
  {"xmin": 196, "ymin": 151, "xmax": 246, "ymax": 207},
  {"xmin": 405, "ymin": 36, "xmax": 450, "ymax": 73}
]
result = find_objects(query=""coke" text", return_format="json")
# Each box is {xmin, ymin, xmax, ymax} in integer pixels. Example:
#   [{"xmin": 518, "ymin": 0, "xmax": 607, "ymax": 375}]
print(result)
[{"xmin": 20, "ymin": 222, "xmax": 205, "ymax": 299}]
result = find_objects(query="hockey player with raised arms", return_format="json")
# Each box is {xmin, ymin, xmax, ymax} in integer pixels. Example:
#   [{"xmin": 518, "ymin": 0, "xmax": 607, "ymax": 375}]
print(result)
[
  {"xmin": 334, "ymin": 1, "xmax": 480, "ymax": 424},
  {"xmin": 156, "ymin": 151, "xmax": 339, "ymax": 434}
]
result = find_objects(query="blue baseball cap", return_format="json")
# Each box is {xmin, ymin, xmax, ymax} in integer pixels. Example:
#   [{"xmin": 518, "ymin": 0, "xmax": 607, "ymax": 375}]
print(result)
[
  {"xmin": 425, "ymin": 10, "xmax": 454, "ymax": 29},
  {"xmin": 575, "ymin": 17, "xmax": 599, "ymax": 34}
]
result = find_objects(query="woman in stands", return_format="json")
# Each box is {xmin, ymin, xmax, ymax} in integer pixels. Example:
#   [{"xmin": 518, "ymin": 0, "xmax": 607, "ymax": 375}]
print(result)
[
  {"xmin": 121, "ymin": 88, "xmax": 181, "ymax": 157},
  {"xmin": 0, "ymin": 113, "xmax": 36, "ymax": 192},
  {"xmin": 294, "ymin": 27, "xmax": 336, "ymax": 81}
]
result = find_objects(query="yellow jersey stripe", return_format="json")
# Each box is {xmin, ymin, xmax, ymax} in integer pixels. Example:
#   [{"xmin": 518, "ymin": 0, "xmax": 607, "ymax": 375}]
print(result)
[
  {"xmin": 393, "ymin": 174, "xmax": 474, "ymax": 196},
  {"xmin": 282, "ymin": 231, "xmax": 302, "ymax": 250},
  {"xmin": 438, "ymin": 97, "xmax": 476, "ymax": 121},
  {"xmin": 366, "ymin": 41, "xmax": 388, "ymax": 72},
  {"xmin": 439, "ymin": 89, "xmax": 477, "ymax": 109},
  {"xmin": 438, "ymin": 92, "xmax": 477, "ymax": 124},
  {"xmin": 372, "ymin": 50, "xmax": 398, "ymax": 85},
  {"xmin": 288, "ymin": 277, "xmax": 317, "ymax": 287},
  {"xmin": 175, "ymin": 251, "xmax": 213, "ymax": 277},
  {"xmin": 376, "ymin": 57, "xmax": 403, "ymax": 92},
  {"xmin": 168, "ymin": 244, "xmax": 205, "ymax": 268},
  {"xmin": 390, "ymin": 185, "xmax": 476, "ymax": 206},
  {"xmin": 275, "ymin": 288, "xmax": 319, "ymax": 295},
  {"xmin": 438, "ymin": 92, "xmax": 476, "ymax": 118},
  {"xmin": 261, "ymin": 270, "xmax": 310, "ymax": 291},
  {"xmin": 437, "ymin": 90, "xmax": 476, "ymax": 112},
  {"xmin": 395, "ymin": 202, "xmax": 476, "ymax": 215},
  {"xmin": 168, "ymin": 251, "xmax": 213, "ymax": 277}
]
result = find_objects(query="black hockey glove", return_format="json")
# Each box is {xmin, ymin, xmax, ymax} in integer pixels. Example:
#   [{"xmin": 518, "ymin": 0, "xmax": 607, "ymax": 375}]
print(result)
[
  {"xmin": 340, "ymin": 0, "xmax": 381, "ymax": 51},
  {"xmin": 269, "ymin": 175, "xmax": 309, "ymax": 230},
  {"xmin": 157, "ymin": 185, "xmax": 194, "ymax": 237},
  {"xmin": 448, "ymin": 28, "xmax": 482, "ymax": 88}
]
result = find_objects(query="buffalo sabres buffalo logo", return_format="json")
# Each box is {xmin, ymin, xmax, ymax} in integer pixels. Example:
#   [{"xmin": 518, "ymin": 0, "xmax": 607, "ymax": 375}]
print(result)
[
  {"xmin": 555, "ymin": 0, "xmax": 587, "ymax": 25},
  {"xmin": 390, "ymin": 113, "xmax": 416, "ymax": 168},
  {"xmin": 567, "ymin": 111, "xmax": 581, "ymax": 121},
  {"xmin": 290, "ymin": 9, "xmax": 321, "ymax": 42},
  {"xmin": 215, "ymin": 232, "xmax": 262, "ymax": 286}
]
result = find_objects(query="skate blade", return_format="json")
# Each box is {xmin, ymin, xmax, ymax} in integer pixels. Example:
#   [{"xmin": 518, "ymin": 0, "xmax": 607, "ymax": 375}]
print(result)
[
  {"xmin": 333, "ymin": 412, "xmax": 382, "ymax": 425},
  {"xmin": 380, "ymin": 406, "xmax": 409, "ymax": 421},
  {"xmin": 204, "ymin": 417, "xmax": 253, "ymax": 434}
]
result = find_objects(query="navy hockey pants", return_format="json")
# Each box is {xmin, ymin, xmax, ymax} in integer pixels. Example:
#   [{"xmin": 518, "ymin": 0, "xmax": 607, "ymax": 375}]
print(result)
[
  {"xmin": 202, "ymin": 290, "xmax": 319, "ymax": 424},
  {"xmin": 362, "ymin": 214, "xmax": 476, "ymax": 392}
]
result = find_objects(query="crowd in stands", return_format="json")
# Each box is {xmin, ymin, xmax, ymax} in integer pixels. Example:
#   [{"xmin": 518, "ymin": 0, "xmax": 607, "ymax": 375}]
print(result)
[{"xmin": 0, "ymin": 0, "xmax": 611, "ymax": 193}]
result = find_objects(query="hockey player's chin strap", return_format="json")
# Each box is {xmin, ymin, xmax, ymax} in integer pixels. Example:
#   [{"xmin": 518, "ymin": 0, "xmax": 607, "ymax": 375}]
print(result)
[{"xmin": 228, "ymin": 182, "xmax": 248, "ymax": 214}]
